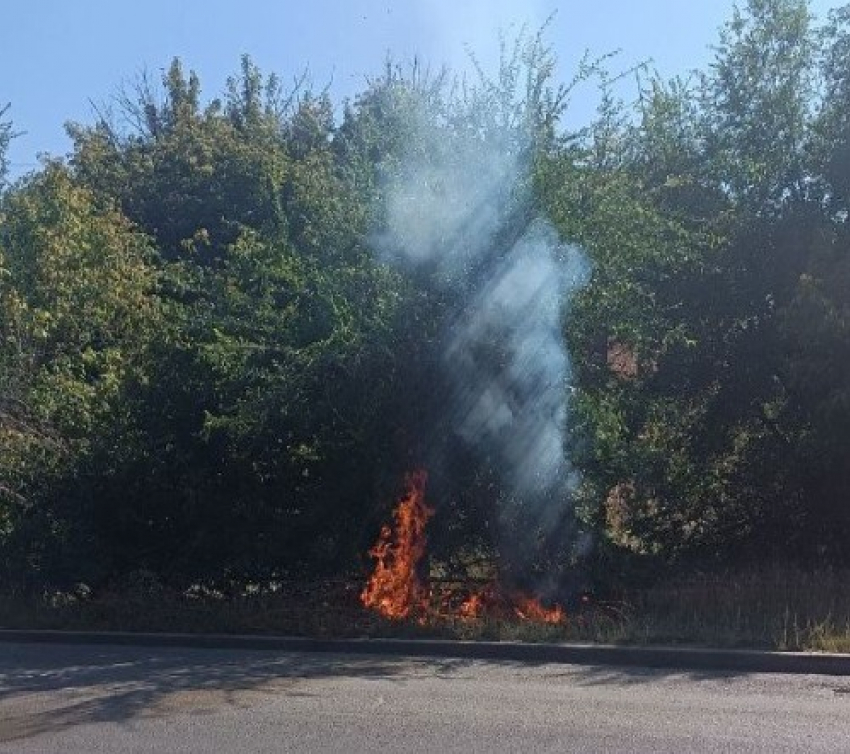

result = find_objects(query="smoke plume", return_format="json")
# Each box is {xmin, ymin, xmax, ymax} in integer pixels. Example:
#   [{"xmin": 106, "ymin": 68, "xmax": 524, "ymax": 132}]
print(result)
[{"xmin": 373, "ymin": 68, "xmax": 590, "ymax": 590}]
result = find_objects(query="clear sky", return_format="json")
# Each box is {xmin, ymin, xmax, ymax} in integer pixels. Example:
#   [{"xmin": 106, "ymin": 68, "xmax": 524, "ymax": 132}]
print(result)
[{"xmin": 1, "ymin": 0, "xmax": 840, "ymax": 179}]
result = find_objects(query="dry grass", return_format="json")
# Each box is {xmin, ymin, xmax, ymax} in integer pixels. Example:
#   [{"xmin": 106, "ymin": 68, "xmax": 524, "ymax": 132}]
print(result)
[
  {"xmin": 623, "ymin": 566, "xmax": 850, "ymax": 652},
  {"xmin": 2, "ymin": 566, "xmax": 850, "ymax": 652}
]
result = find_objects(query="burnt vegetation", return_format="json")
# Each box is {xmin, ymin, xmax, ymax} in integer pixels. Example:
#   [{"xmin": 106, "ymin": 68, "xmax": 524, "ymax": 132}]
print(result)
[{"xmin": 1, "ymin": 0, "xmax": 850, "ymax": 634}]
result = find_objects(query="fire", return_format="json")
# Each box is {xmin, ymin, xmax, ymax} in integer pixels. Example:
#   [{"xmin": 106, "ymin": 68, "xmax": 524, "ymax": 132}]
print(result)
[
  {"xmin": 458, "ymin": 586, "xmax": 566, "ymax": 625},
  {"xmin": 458, "ymin": 592, "xmax": 486, "ymax": 621},
  {"xmin": 512, "ymin": 593, "xmax": 566, "ymax": 624},
  {"xmin": 361, "ymin": 469, "xmax": 567, "ymax": 626},
  {"xmin": 360, "ymin": 470, "xmax": 434, "ymax": 620}
]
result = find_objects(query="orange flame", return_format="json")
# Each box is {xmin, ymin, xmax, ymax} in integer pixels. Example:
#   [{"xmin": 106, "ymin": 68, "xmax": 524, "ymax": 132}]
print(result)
[
  {"xmin": 458, "ymin": 592, "xmax": 486, "ymax": 621},
  {"xmin": 360, "ymin": 470, "xmax": 434, "ymax": 620},
  {"xmin": 361, "ymin": 469, "xmax": 567, "ymax": 626},
  {"xmin": 511, "ymin": 593, "xmax": 566, "ymax": 624},
  {"xmin": 458, "ymin": 586, "xmax": 566, "ymax": 625}
]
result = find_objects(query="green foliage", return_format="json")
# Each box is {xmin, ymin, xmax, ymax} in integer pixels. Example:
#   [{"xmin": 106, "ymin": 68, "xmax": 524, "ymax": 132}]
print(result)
[
  {"xmin": 0, "ymin": 164, "xmax": 160, "ymax": 588},
  {"xmin": 50, "ymin": 57, "xmax": 407, "ymax": 586},
  {"xmin": 549, "ymin": 0, "xmax": 850, "ymax": 571},
  {"xmin": 0, "ymin": 103, "xmax": 12, "ymax": 188},
  {"xmin": 2, "ymin": 5, "xmax": 850, "ymax": 594},
  {"xmin": 815, "ymin": 4, "xmax": 850, "ymax": 211},
  {"xmin": 702, "ymin": 0, "xmax": 814, "ymax": 209}
]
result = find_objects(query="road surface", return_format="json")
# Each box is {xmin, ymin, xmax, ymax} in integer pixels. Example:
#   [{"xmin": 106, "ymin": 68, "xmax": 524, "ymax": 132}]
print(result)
[{"xmin": 1, "ymin": 642, "xmax": 849, "ymax": 752}]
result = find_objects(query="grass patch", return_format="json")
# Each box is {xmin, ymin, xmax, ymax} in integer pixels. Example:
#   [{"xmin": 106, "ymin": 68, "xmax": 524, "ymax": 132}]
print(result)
[
  {"xmin": 2, "ymin": 566, "xmax": 850, "ymax": 651},
  {"xmin": 622, "ymin": 566, "xmax": 850, "ymax": 651}
]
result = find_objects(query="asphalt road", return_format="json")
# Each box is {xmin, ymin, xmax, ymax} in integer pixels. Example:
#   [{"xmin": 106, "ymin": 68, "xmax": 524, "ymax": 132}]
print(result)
[{"xmin": 1, "ymin": 642, "xmax": 849, "ymax": 753}]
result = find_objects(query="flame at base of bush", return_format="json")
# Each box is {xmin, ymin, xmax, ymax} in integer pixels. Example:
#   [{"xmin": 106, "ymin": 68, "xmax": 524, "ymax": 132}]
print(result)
[
  {"xmin": 361, "ymin": 470, "xmax": 566, "ymax": 626},
  {"xmin": 457, "ymin": 585, "xmax": 565, "ymax": 624},
  {"xmin": 360, "ymin": 470, "xmax": 434, "ymax": 620}
]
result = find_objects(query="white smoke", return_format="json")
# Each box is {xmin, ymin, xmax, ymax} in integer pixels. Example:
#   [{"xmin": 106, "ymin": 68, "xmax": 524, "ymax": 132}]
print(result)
[
  {"xmin": 373, "ymin": 62, "xmax": 590, "ymax": 582},
  {"xmin": 409, "ymin": 0, "xmax": 551, "ymax": 76},
  {"xmin": 378, "ymin": 124, "xmax": 521, "ymax": 288},
  {"xmin": 445, "ymin": 221, "xmax": 587, "ymax": 504}
]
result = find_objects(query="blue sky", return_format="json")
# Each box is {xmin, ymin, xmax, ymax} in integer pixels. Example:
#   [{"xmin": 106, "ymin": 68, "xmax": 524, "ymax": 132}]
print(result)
[{"xmin": 1, "ymin": 0, "xmax": 839, "ymax": 178}]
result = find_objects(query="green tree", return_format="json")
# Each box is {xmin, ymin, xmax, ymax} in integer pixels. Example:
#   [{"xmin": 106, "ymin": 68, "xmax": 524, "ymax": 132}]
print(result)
[
  {"xmin": 556, "ymin": 0, "xmax": 850, "ymax": 570},
  {"xmin": 0, "ymin": 103, "xmax": 12, "ymax": 188},
  {"xmin": 60, "ymin": 58, "xmax": 406, "ymax": 584},
  {"xmin": 0, "ymin": 164, "xmax": 159, "ymax": 588},
  {"xmin": 701, "ymin": 0, "xmax": 814, "ymax": 211}
]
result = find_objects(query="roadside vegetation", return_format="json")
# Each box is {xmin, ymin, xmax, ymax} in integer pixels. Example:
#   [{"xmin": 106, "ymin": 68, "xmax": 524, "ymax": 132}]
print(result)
[
  {"xmin": 1, "ymin": 0, "xmax": 850, "ymax": 648},
  {"xmin": 4, "ymin": 566, "xmax": 850, "ymax": 652}
]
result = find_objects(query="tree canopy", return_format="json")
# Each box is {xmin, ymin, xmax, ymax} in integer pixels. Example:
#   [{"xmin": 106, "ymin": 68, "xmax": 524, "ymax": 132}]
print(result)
[{"xmin": 1, "ymin": 1, "xmax": 850, "ymax": 594}]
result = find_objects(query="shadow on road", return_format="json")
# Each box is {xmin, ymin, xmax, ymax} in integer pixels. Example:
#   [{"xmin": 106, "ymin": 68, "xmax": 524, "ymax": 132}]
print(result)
[
  {"xmin": 554, "ymin": 662, "xmax": 751, "ymax": 686},
  {"xmin": 0, "ymin": 643, "xmax": 445, "ymax": 743},
  {"xmin": 0, "ymin": 641, "xmax": 769, "ymax": 743}
]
